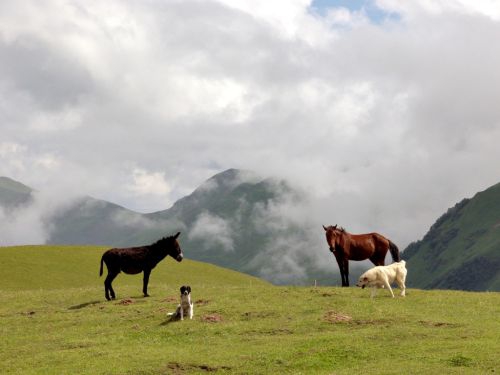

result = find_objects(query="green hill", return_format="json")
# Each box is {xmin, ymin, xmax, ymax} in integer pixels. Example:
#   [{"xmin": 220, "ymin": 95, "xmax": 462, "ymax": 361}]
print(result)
[
  {"xmin": 0, "ymin": 245, "xmax": 499, "ymax": 374},
  {"xmin": 403, "ymin": 182, "xmax": 500, "ymax": 291},
  {"xmin": 0, "ymin": 245, "xmax": 266, "ymax": 291}
]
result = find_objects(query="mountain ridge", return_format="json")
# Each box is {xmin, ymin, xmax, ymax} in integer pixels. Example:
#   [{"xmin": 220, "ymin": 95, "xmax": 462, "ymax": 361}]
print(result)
[
  {"xmin": 403, "ymin": 181, "xmax": 500, "ymax": 291},
  {"xmin": 2, "ymin": 171, "xmax": 499, "ymax": 290}
]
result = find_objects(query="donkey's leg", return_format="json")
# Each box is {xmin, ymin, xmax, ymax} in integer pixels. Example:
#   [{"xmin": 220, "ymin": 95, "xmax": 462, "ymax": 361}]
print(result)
[
  {"xmin": 143, "ymin": 269, "xmax": 151, "ymax": 297},
  {"xmin": 105, "ymin": 272, "xmax": 119, "ymax": 300}
]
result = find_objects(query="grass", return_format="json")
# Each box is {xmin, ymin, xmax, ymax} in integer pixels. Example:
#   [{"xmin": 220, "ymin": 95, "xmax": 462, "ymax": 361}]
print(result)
[{"xmin": 1, "ymin": 246, "xmax": 499, "ymax": 374}]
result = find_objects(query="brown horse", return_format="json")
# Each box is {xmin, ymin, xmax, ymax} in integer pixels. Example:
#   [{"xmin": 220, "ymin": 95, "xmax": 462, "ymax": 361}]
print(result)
[
  {"xmin": 99, "ymin": 232, "xmax": 183, "ymax": 301},
  {"xmin": 323, "ymin": 225, "xmax": 400, "ymax": 287}
]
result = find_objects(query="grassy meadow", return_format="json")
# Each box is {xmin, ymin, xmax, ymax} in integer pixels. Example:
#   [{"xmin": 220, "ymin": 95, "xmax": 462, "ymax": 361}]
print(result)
[{"xmin": 1, "ymin": 245, "xmax": 499, "ymax": 374}]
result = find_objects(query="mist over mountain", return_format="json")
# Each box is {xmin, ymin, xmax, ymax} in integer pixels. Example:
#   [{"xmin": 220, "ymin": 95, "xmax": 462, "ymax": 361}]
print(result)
[
  {"xmin": 0, "ymin": 169, "xmax": 339, "ymax": 285},
  {"xmin": 2, "ymin": 169, "xmax": 499, "ymax": 290}
]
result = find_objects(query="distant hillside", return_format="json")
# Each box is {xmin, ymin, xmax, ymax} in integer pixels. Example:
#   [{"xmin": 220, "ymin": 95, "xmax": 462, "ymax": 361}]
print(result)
[
  {"xmin": 0, "ymin": 245, "xmax": 268, "ymax": 291},
  {"xmin": 125, "ymin": 169, "xmax": 334, "ymax": 285},
  {"xmin": 0, "ymin": 170, "xmax": 337, "ymax": 285},
  {"xmin": 3, "ymin": 173, "xmax": 500, "ymax": 290},
  {"xmin": 0, "ymin": 176, "xmax": 33, "ymax": 209},
  {"xmin": 403, "ymin": 182, "xmax": 500, "ymax": 291}
]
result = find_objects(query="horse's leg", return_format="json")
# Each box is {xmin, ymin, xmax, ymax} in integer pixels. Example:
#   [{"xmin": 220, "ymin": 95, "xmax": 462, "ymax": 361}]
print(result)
[
  {"xmin": 143, "ymin": 268, "xmax": 151, "ymax": 297},
  {"xmin": 343, "ymin": 259, "xmax": 350, "ymax": 287},
  {"xmin": 335, "ymin": 256, "xmax": 346, "ymax": 287},
  {"xmin": 369, "ymin": 254, "xmax": 385, "ymax": 267},
  {"xmin": 105, "ymin": 272, "xmax": 118, "ymax": 300}
]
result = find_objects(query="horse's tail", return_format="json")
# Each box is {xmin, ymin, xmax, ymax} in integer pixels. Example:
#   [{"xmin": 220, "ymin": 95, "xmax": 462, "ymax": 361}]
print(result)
[
  {"xmin": 99, "ymin": 255, "xmax": 104, "ymax": 277},
  {"xmin": 389, "ymin": 240, "xmax": 401, "ymax": 263}
]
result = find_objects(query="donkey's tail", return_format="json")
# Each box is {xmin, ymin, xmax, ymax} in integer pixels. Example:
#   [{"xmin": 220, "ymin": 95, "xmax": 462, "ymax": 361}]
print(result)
[
  {"xmin": 389, "ymin": 240, "xmax": 401, "ymax": 263},
  {"xmin": 99, "ymin": 255, "xmax": 104, "ymax": 277}
]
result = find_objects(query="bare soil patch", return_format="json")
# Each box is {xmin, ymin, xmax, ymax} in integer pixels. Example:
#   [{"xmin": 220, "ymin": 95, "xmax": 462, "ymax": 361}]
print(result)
[
  {"xmin": 195, "ymin": 299, "xmax": 210, "ymax": 306},
  {"xmin": 323, "ymin": 311, "xmax": 352, "ymax": 323},
  {"xmin": 419, "ymin": 320, "xmax": 458, "ymax": 328},
  {"xmin": 201, "ymin": 313, "xmax": 223, "ymax": 323},
  {"xmin": 117, "ymin": 299, "xmax": 134, "ymax": 306},
  {"xmin": 164, "ymin": 362, "xmax": 231, "ymax": 373}
]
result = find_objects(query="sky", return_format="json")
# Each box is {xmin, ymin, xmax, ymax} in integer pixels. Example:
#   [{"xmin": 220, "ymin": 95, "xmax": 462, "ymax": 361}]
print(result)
[{"xmin": 1, "ymin": 0, "xmax": 500, "ymax": 249}]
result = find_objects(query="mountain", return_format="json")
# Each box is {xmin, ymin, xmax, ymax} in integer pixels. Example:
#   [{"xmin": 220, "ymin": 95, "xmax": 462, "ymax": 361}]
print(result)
[
  {"xmin": 403, "ymin": 182, "xmax": 500, "ymax": 291},
  {"xmin": 122, "ymin": 169, "xmax": 333, "ymax": 285},
  {"xmin": 1, "ymin": 170, "xmax": 335, "ymax": 285},
  {"xmin": 5, "ymin": 171, "xmax": 498, "ymax": 289},
  {"xmin": 48, "ymin": 196, "xmax": 146, "ymax": 246},
  {"xmin": 0, "ymin": 176, "xmax": 33, "ymax": 209}
]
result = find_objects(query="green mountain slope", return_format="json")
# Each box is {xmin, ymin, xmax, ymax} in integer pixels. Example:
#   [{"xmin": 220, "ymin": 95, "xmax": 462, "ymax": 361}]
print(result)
[
  {"xmin": 403, "ymin": 182, "xmax": 500, "ymax": 291},
  {"xmin": 127, "ymin": 169, "xmax": 329, "ymax": 285},
  {"xmin": 48, "ymin": 196, "xmax": 146, "ymax": 246}
]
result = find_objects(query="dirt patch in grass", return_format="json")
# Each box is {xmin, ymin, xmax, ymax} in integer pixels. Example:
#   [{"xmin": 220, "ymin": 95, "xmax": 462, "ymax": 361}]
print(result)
[
  {"xmin": 419, "ymin": 320, "xmax": 458, "ymax": 328},
  {"xmin": 164, "ymin": 296, "xmax": 178, "ymax": 303},
  {"xmin": 117, "ymin": 299, "xmax": 134, "ymax": 305},
  {"xmin": 241, "ymin": 311, "xmax": 278, "ymax": 320},
  {"xmin": 245, "ymin": 328, "xmax": 294, "ymax": 335},
  {"xmin": 351, "ymin": 318, "xmax": 393, "ymax": 326},
  {"xmin": 164, "ymin": 362, "xmax": 231, "ymax": 373},
  {"xmin": 195, "ymin": 299, "xmax": 210, "ymax": 306},
  {"xmin": 201, "ymin": 313, "xmax": 223, "ymax": 323},
  {"xmin": 323, "ymin": 311, "xmax": 352, "ymax": 323}
]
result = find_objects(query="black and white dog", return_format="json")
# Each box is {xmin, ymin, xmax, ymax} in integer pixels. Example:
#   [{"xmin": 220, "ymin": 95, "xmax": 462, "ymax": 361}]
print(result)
[{"xmin": 168, "ymin": 285, "xmax": 193, "ymax": 320}]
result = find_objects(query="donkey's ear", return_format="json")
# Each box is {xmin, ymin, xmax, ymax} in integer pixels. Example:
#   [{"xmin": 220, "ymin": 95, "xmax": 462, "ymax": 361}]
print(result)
[
  {"xmin": 323, "ymin": 225, "xmax": 328, "ymax": 231},
  {"xmin": 173, "ymin": 232, "xmax": 181, "ymax": 239}
]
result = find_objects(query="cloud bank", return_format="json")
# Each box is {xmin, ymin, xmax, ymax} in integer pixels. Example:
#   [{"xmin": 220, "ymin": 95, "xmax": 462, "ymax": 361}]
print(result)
[{"xmin": 1, "ymin": 0, "xmax": 499, "ymax": 249}]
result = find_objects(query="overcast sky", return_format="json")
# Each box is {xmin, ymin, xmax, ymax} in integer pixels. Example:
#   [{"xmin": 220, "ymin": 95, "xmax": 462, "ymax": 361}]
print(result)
[{"xmin": 1, "ymin": 0, "xmax": 500, "ymax": 248}]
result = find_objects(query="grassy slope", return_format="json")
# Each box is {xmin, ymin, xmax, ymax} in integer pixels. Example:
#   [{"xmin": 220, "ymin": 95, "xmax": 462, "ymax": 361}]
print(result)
[
  {"xmin": 1, "ymin": 246, "xmax": 499, "ymax": 374},
  {"xmin": 404, "ymin": 182, "xmax": 500, "ymax": 291}
]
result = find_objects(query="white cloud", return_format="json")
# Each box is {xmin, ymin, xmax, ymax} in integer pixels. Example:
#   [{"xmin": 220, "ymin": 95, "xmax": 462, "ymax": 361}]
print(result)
[
  {"xmin": 189, "ymin": 211, "xmax": 234, "ymax": 252},
  {"xmin": 128, "ymin": 168, "xmax": 172, "ymax": 197}
]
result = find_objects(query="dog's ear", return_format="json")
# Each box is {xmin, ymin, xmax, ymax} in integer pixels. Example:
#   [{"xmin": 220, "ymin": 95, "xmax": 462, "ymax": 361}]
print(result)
[
  {"xmin": 180, "ymin": 286, "xmax": 185, "ymax": 293},
  {"xmin": 187, "ymin": 286, "xmax": 191, "ymax": 293}
]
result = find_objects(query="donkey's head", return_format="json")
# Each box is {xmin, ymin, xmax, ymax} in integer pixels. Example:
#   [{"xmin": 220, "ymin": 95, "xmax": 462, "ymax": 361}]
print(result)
[
  {"xmin": 154, "ymin": 232, "xmax": 183, "ymax": 262},
  {"xmin": 168, "ymin": 232, "xmax": 183, "ymax": 262}
]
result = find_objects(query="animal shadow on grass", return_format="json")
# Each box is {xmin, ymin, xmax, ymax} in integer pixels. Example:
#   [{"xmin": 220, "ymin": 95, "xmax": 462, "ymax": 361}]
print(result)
[{"xmin": 68, "ymin": 301, "xmax": 102, "ymax": 310}]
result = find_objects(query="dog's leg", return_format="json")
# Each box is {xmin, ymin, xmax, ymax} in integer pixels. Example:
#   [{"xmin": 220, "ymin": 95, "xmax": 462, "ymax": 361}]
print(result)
[
  {"xmin": 383, "ymin": 276, "xmax": 395, "ymax": 298},
  {"xmin": 180, "ymin": 306, "xmax": 184, "ymax": 321},
  {"xmin": 397, "ymin": 275, "xmax": 406, "ymax": 297},
  {"xmin": 189, "ymin": 303, "xmax": 193, "ymax": 320},
  {"xmin": 370, "ymin": 287, "xmax": 377, "ymax": 298}
]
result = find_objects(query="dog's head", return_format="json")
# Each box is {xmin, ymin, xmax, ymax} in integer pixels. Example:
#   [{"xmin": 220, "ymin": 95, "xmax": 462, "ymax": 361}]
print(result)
[
  {"xmin": 356, "ymin": 275, "xmax": 370, "ymax": 289},
  {"xmin": 180, "ymin": 285, "xmax": 191, "ymax": 296}
]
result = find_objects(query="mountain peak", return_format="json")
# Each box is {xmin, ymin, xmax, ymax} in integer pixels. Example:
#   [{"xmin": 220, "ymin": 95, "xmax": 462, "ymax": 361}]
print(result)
[{"xmin": 0, "ymin": 177, "xmax": 33, "ymax": 194}]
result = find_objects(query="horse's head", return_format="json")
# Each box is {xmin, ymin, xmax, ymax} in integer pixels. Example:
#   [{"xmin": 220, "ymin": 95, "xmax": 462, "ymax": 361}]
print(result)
[
  {"xmin": 323, "ymin": 225, "xmax": 343, "ymax": 253},
  {"xmin": 167, "ymin": 232, "xmax": 183, "ymax": 262}
]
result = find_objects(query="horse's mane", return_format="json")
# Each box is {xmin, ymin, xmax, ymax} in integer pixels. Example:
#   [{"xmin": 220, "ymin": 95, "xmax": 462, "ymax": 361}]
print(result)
[{"xmin": 327, "ymin": 225, "xmax": 347, "ymax": 233}]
